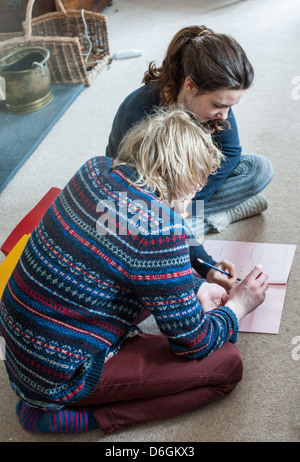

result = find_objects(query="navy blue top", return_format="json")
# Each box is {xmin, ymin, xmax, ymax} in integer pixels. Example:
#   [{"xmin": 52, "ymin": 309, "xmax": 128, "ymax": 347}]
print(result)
[{"xmin": 106, "ymin": 84, "xmax": 242, "ymax": 274}]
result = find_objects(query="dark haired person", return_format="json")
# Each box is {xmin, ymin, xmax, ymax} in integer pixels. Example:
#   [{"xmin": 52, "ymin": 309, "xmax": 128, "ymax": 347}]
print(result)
[{"xmin": 106, "ymin": 25, "xmax": 273, "ymax": 288}]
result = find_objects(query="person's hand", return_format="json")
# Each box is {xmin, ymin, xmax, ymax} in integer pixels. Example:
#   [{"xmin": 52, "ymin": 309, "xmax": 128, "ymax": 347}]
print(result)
[
  {"xmin": 206, "ymin": 259, "xmax": 238, "ymax": 291},
  {"xmin": 226, "ymin": 265, "xmax": 269, "ymax": 321},
  {"xmin": 197, "ymin": 282, "xmax": 229, "ymax": 312}
]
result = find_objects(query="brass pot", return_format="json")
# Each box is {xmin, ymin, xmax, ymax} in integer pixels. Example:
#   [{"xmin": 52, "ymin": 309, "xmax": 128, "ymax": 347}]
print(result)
[{"xmin": 0, "ymin": 46, "xmax": 53, "ymax": 114}]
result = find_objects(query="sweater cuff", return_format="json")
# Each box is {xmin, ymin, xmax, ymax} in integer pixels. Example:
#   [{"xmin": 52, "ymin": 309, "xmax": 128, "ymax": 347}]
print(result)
[
  {"xmin": 217, "ymin": 305, "xmax": 239, "ymax": 343},
  {"xmin": 193, "ymin": 276, "xmax": 206, "ymax": 294}
]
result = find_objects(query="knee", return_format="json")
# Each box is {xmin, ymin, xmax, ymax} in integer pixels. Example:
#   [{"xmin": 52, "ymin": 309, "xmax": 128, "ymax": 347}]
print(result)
[
  {"xmin": 243, "ymin": 154, "xmax": 274, "ymax": 195},
  {"xmin": 227, "ymin": 344, "xmax": 243, "ymax": 385},
  {"xmin": 219, "ymin": 343, "xmax": 243, "ymax": 394},
  {"xmin": 255, "ymin": 154, "xmax": 274, "ymax": 187},
  {"xmin": 248, "ymin": 154, "xmax": 274, "ymax": 196}
]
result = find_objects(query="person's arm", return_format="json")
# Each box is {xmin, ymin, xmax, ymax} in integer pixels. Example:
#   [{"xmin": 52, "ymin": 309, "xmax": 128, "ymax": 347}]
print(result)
[
  {"xmin": 106, "ymin": 103, "xmax": 136, "ymax": 159},
  {"xmin": 106, "ymin": 85, "xmax": 160, "ymax": 158},
  {"xmin": 226, "ymin": 265, "xmax": 269, "ymax": 320},
  {"xmin": 196, "ymin": 108, "xmax": 242, "ymax": 203},
  {"xmin": 189, "ymin": 241, "xmax": 238, "ymax": 291},
  {"xmin": 189, "ymin": 241, "xmax": 216, "ymax": 276},
  {"xmin": 130, "ymin": 232, "xmax": 239, "ymax": 360}
]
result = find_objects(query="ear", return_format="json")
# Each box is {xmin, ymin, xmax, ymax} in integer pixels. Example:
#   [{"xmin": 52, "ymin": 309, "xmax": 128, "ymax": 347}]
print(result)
[{"xmin": 184, "ymin": 76, "xmax": 199, "ymax": 95}]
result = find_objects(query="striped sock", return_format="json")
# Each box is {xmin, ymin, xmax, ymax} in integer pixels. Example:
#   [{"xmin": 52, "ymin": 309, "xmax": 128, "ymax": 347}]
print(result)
[{"xmin": 16, "ymin": 400, "xmax": 98, "ymax": 433}]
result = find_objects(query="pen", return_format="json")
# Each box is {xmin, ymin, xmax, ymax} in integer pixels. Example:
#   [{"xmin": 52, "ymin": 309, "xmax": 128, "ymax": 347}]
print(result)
[{"xmin": 197, "ymin": 258, "xmax": 241, "ymax": 281}]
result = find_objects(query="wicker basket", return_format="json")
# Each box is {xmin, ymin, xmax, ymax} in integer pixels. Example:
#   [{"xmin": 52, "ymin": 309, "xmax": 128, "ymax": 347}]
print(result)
[
  {"xmin": 0, "ymin": 0, "xmax": 111, "ymax": 86},
  {"xmin": 0, "ymin": 32, "xmax": 23, "ymax": 42}
]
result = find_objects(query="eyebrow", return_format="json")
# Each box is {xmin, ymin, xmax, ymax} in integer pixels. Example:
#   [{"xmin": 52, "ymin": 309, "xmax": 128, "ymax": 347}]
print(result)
[{"xmin": 214, "ymin": 101, "xmax": 230, "ymax": 108}]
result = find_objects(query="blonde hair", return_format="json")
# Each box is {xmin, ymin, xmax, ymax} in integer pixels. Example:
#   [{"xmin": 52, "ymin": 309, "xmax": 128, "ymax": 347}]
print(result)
[{"xmin": 112, "ymin": 105, "xmax": 224, "ymax": 202}]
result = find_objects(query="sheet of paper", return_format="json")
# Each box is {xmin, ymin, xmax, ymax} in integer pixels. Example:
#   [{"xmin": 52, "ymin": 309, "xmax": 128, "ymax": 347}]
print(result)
[
  {"xmin": 238, "ymin": 285, "xmax": 287, "ymax": 334},
  {"xmin": 203, "ymin": 240, "xmax": 297, "ymax": 334},
  {"xmin": 203, "ymin": 241, "xmax": 296, "ymax": 284}
]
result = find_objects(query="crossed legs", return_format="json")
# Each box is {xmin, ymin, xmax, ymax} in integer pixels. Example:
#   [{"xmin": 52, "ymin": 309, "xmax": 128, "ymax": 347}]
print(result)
[{"xmin": 77, "ymin": 333, "xmax": 243, "ymax": 435}]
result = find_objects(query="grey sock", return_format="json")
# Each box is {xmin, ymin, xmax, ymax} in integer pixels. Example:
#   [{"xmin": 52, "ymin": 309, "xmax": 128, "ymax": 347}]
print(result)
[{"xmin": 206, "ymin": 194, "xmax": 269, "ymax": 232}]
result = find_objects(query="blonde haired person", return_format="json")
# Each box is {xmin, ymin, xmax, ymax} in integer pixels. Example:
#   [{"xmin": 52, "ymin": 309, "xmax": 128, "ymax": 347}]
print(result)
[
  {"xmin": 113, "ymin": 105, "xmax": 222, "ymax": 202},
  {"xmin": 0, "ymin": 107, "xmax": 268, "ymax": 435}
]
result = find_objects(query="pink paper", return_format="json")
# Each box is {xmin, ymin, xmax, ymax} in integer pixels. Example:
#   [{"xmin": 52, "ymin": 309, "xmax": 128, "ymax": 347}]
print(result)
[{"xmin": 203, "ymin": 240, "xmax": 297, "ymax": 334}]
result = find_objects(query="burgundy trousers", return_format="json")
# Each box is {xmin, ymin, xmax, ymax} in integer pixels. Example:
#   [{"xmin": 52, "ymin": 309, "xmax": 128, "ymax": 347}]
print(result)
[{"xmin": 77, "ymin": 329, "xmax": 243, "ymax": 435}]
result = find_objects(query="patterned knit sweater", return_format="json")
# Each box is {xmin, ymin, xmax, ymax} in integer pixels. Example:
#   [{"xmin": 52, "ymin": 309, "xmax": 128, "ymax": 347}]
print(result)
[{"xmin": 0, "ymin": 157, "xmax": 238, "ymax": 409}]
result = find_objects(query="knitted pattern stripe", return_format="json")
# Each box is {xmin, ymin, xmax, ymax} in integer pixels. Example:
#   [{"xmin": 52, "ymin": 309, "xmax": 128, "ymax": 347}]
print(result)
[
  {"xmin": 16, "ymin": 400, "xmax": 98, "ymax": 433},
  {"xmin": 0, "ymin": 157, "xmax": 238, "ymax": 410}
]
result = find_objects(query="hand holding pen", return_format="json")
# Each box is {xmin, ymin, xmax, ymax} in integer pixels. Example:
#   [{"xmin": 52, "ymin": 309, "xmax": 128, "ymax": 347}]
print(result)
[{"xmin": 198, "ymin": 258, "xmax": 240, "ymax": 291}]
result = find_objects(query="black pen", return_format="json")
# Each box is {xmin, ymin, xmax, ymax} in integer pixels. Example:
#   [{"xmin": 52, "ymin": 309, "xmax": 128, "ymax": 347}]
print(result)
[{"xmin": 197, "ymin": 258, "xmax": 241, "ymax": 281}]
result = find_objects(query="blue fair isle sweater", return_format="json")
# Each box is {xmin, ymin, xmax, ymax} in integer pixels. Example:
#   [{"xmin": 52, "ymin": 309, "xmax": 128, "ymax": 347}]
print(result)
[{"xmin": 0, "ymin": 157, "xmax": 238, "ymax": 410}]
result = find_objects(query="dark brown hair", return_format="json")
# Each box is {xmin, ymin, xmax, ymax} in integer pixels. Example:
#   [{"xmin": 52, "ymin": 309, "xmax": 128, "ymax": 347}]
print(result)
[{"xmin": 143, "ymin": 25, "xmax": 254, "ymax": 130}]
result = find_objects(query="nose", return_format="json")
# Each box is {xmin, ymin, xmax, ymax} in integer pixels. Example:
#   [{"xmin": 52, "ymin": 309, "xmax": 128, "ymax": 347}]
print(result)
[{"xmin": 217, "ymin": 108, "xmax": 229, "ymax": 119}]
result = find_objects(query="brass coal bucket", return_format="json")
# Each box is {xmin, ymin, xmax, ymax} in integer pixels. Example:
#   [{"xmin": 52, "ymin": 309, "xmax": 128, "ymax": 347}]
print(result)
[{"xmin": 0, "ymin": 46, "xmax": 53, "ymax": 114}]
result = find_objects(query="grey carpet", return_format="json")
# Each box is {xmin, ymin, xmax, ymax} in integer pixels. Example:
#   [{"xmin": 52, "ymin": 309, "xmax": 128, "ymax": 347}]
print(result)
[{"xmin": 0, "ymin": 0, "xmax": 299, "ymax": 443}]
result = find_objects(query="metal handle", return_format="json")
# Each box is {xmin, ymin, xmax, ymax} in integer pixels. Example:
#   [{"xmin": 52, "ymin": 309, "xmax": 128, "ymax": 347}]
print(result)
[{"xmin": 31, "ymin": 47, "xmax": 50, "ymax": 67}]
